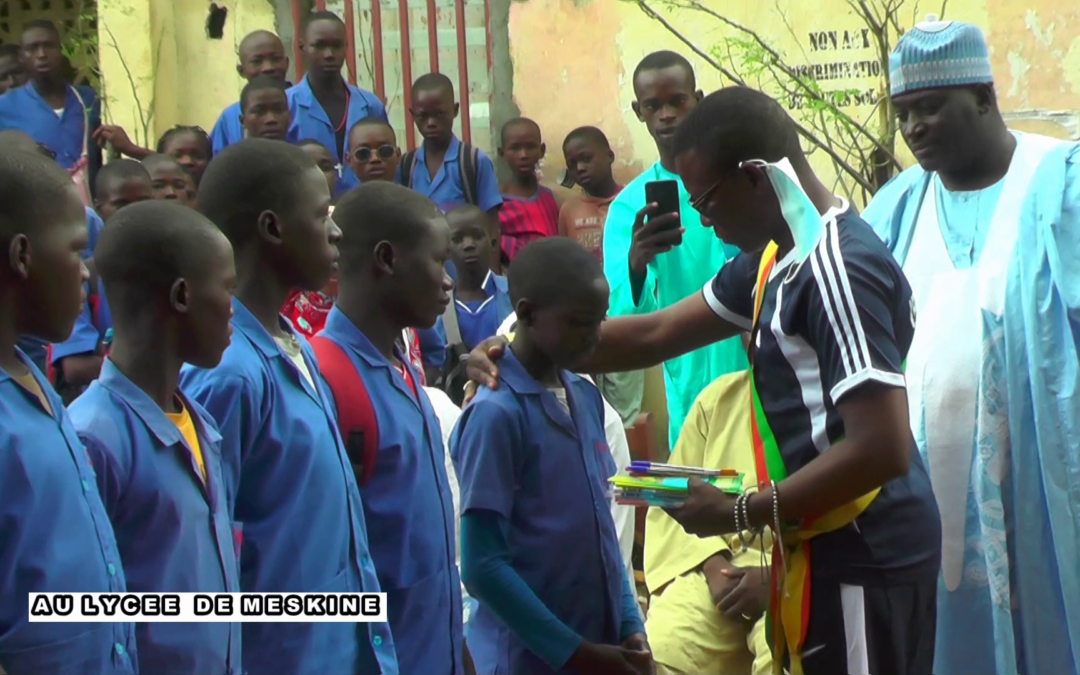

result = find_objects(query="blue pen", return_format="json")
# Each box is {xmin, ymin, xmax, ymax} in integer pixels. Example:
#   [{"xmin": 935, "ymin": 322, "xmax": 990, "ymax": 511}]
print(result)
[{"xmin": 629, "ymin": 461, "xmax": 735, "ymax": 477}]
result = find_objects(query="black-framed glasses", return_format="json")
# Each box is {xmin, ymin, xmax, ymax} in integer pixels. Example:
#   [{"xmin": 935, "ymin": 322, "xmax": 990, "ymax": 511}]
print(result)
[
  {"xmin": 353, "ymin": 144, "xmax": 396, "ymax": 163},
  {"xmin": 689, "ymin": 177, "xmax": 723, "ymax": 213}
]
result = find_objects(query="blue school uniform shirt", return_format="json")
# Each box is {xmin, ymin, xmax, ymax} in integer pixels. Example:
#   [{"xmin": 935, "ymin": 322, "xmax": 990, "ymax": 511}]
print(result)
[
  {"xmin": 52, "ymin": 274, "xmax": 111, "ymax": 364},
  {"xmin": 32, "ymin": 206, "xmax": 106, "ymax": 373},
  {"xmin": 0, "ymin": 349, "xmax": 137, "ymax": 675},
  {"xmin": 178, "ymin": 298, "xmax": 397, "ymax": 675},
  {"xmin": 451, "ymin": 350, "xmax": 628, "ymax": 675},
  {"xmin": 209, "ymin": 81, "xmax": 295, "ymax": 154},
  {"xmin": 209, "ymin": 101, "xmax": 243, "ymax": 155},
  {"xmin": 319, "ymin": 307, "xmax": 464, "ymax": 675},
  {"xmin": 286, "ymin": 75, "xmax": 387, "ymax": 196},
  {"xmin": 69, "ymin": 359, "xmax": 242, "ymax": 675},
  {"xmin": 0, "ymin": 82, "xmax": 102, "ymax": 180},
  {"xmin": 454, "ymin": 271, "xmax": 513, "ymax": 351},
  {"xmin": 399, "ymin": 135, "xmax": 503, "ymax": 213}
]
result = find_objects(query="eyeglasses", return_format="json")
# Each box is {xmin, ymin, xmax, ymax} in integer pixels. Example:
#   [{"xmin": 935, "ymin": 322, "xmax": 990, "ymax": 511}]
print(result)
[
  {"xmin": 689, "ymin": 177, "xmax": 724, "ymax": 213},
  {"xmin": 353, "ymin": 144, "xmax": 396, "ymax": 163}
]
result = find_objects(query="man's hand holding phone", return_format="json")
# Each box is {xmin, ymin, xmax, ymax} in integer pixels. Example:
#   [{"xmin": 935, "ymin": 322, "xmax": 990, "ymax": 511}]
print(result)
[{"xmin": 629, "ymin": 202, "xmax": 683, "ymax": 276}]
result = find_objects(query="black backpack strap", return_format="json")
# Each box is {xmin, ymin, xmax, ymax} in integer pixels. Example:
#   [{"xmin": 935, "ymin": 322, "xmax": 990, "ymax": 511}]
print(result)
[
  {"xmin": 399, "ymin": 149, "xmax": 418, "ymax": 188},
  {"xmin": 458, "ymin": 143, "xmax": 480, "ymax": 206}
]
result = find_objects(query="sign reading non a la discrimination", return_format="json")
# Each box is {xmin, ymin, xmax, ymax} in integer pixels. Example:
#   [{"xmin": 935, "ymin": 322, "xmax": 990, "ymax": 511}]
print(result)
[{"xmin": 29, "ymin": 593, "xmax": 387, "ymax": 623}]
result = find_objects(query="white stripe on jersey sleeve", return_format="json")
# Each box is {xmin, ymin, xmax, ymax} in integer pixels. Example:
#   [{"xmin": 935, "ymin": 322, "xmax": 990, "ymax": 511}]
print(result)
[
  {"xmin": 702, "ymin": 281, "xmax": 754, "ymax": 331},
  {"xmin": 809, "ymin": 220, "xmax": 867, "ymax": 377}
]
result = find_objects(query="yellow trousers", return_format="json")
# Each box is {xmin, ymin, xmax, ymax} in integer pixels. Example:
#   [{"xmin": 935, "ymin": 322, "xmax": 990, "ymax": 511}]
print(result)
[{"xmin": 647, "ymin": 569, "xmax": 772, "ymax": 675}]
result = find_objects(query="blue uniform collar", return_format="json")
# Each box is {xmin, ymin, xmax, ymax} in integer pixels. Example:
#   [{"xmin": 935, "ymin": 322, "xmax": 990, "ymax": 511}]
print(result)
[
  {"xmin": 322, "ymin": 306, "xmax": 423, "ymax": 403},
  {"xmin": 97, "ymin": 357, "xmax": 222, "ymax": 449},
  {"xmin": 21, "ymin": 81, "xmax": 79, "ymax": 113},
  {"xmin": 498, "ymin": 347, "xmax": 584, "ymax": 436},
  {"xmin": 416, "ymin": 134, "xmax": 461, "ymax": 164},
  {"xmin": 231, "ymin": 296, "xmax": 308, "ymax": 360}
]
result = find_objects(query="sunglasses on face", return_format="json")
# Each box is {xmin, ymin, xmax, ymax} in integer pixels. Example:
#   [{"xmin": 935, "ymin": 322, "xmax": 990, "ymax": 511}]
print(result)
[{"xmin": 353, "ymin": 144, "xmax": 395, "ymax": 163}]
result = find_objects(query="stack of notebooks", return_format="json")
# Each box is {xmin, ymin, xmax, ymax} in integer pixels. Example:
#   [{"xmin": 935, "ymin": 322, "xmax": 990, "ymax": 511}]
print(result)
[{"xmin": 611, "ymin": 462, "xmax": 744, "ymax": 508}]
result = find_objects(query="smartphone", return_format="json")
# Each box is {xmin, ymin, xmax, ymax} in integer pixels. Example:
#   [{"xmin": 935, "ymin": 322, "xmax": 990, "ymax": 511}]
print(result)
[{"xmin": 644, "ymin": 179, "xmax": 681, "ymax": 230}]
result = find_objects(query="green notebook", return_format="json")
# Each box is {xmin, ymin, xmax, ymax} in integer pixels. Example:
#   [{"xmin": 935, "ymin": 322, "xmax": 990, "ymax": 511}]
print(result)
[{"xmin": 609, "ymin": 474, "xmax": 744, "ymax": 495}]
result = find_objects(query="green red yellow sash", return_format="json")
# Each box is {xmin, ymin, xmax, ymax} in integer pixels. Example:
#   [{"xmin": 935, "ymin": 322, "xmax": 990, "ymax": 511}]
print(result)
[{"xmin": 749, "ymin": 242, "xmax": 879, "ymax": 675}]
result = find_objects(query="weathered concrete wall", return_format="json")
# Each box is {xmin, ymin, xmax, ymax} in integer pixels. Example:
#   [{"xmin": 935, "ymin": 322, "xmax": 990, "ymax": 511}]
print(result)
[{"xmin": 501, "ymin": 0, "xmax": 1080, "ymax": 190}]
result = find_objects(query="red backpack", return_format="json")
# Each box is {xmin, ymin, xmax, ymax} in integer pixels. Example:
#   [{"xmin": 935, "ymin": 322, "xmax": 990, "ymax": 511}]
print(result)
[{"xmin": 309, "ymin": 335, "xmax": 379, "ymax": 486}]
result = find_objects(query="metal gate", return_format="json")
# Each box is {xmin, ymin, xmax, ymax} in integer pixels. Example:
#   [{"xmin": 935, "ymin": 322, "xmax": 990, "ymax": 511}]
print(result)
[{"xmin": 291, "ymin": 0, "xmax": 493, "ymax": 153}]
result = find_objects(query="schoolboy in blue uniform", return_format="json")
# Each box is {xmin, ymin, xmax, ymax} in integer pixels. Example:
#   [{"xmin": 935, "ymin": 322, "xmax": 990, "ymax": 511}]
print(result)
[
  {"xmin": 0, "ymin": 21, "xmax": 102, "ymax": 187},
  {"xmin": 210, "ymin": 30, "xmax": 291, "ymax": 153},
  {"xmin": 444, "ymin": 204, "xmax": 512, "ymax": 350},
  {"xmin": 399, "ymin": 72, "xmax": 501, "ymax": 216},
  {"xmin": 179, "ymin": 139, "xmax": 397, "ymax": 675},
  {"xmin": 69, "ymin": 201, "xmax": 241, "ymax": 675},
  {"xmin": 453, "ymin": 237, "xmax": 651, "ymax": 675},
  {"xmin": 314, "ymin": 181, "xmax": 463, "ymax": 674},
  {"xmin": 0, "ymin": 149, "xmax": 135, "ymax": 675},
  {"xmin": 288, "ymin": 11, "xmax": 387, "ymax": 197}
]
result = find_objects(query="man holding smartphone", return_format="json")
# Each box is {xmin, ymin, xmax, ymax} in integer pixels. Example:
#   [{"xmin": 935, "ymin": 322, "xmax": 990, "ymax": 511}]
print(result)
[{"xmin": 601, "ymin": 50, "xmax": 748, "ymax": 450}]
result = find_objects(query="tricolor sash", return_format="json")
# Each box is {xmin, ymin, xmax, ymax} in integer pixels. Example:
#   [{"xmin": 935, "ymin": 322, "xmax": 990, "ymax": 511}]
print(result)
[{"xmin": 749, "ymin": 242, "xmax": 880, "ymax": 675}]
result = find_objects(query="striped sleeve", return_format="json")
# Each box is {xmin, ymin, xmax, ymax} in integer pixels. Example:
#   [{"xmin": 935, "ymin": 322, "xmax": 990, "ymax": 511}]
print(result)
[
  {"xmin": 702, "ymin": 251, "xmax": 758, "ymax": 331},
  {"xmin": 803, "ymin": 221, "xmax": 907, "ymax": 404}
]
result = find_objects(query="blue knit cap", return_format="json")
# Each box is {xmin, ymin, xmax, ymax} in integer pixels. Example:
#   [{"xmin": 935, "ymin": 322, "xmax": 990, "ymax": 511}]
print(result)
[{"xmin": 889, "ymin": 17, "xmax": 993, "ymax": 97}]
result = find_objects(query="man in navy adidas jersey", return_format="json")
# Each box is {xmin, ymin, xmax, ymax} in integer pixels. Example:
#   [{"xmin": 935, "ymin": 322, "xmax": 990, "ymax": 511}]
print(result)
[{"xmin": 464, "ymin": 87, "xmax": 940, "ymax": 675}]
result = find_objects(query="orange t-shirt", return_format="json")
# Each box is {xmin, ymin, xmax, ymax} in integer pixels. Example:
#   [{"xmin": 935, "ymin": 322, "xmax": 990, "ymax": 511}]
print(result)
[{"xmin": 557, "ymin": 189, "xmax": 621, "ymax": 262}]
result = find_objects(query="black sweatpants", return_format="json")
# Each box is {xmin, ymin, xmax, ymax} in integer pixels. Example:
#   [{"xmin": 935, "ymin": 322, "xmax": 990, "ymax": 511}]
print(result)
[{"xmin": 794, "ymin": 579, "xmax": 937, "ymax": 675}]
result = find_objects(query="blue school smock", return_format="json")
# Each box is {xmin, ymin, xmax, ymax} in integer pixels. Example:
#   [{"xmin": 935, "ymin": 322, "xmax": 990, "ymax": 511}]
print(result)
[
  {"xmin": 320, "ymin": 306, "xmax": 464, "ymax": 675},
  {"xmin": 30, "ymin": 207, "xmax": 107, "ymax": 373},
  {"xmin": 85, "ymin": 206, "xmax": 104, "ymax": 257},
  {"xmin": 451, "ymin": 350, "xmax": 625, "ymax": 675},
  {"xmin": 286, "ymin": 76, "xmax": 387, "ymax": 197},
  {"xmin": 178, "ymin": 297, "xmax": 397, "ymax": 675},
  {"xmin": 0, "ymin": 349, "xmax": 137, "ymax": 675},
  {"xmin": 209, "ymin": 101, "xmax": 242, "ymax": 154},
  {"xmin": 453, "ymin": 271, "xmax": 513, "ymax": 351},
  {"xmin": 51, "ymin": 274, "xmax": 111, "ymax": 364},
  {"xmin": 400, "ymin": 135, "xmax": 502, "ymax": 213},
  {"xmin": 0, "ymin": 82, "xmax": 102, "ymax": 181},
  {"xmin": 69, "ymin": 359, "xmax": 241, "ymax": 675}
]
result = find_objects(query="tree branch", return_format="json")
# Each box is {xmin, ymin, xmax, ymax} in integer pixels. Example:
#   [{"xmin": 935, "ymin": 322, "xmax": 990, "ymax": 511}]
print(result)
[
  {"xmin": 633, "ymin": 0, "xmax": 746, "ymax": 86},
  {"xmin": 671, "ymin": 0, "xmax": 901, "ymax": 171},
  {"xmin": 632, "ymin": 0, "xmax": 879, "ymax": 194}
]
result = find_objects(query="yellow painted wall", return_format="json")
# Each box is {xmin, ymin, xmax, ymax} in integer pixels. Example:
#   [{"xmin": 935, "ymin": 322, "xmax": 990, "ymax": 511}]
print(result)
[
  {"xmin": 508, "ymin": 0, "xmax": 1080, "ymax": 191},
  {"xmin": 98, "ymin": 0, "xmax": 277, "ymax": 150}
]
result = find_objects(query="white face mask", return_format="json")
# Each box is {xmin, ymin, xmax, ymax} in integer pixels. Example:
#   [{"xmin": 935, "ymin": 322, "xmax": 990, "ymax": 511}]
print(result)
[{"xmin": 739, "ymin": 157, "xmax": 824, "ymax": 263}]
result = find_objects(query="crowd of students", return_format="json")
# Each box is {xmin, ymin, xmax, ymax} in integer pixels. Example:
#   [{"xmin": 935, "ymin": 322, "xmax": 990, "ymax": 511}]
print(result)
[{"xmin": 1, "ymin": 9, "xmax": 1079, "ymax": 675}]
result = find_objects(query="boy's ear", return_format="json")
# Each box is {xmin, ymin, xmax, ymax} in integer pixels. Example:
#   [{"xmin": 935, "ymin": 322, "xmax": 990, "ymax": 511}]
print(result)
[
  {"xmin": 169, "ymin": 278, "xmax": 190, "ymax": 314},
  {"xmin": 7, "ymin": 235, "xmax": 31, "ymax": 280},
  {"xmin": 373, "ymin": 240, "xmax": 395, "ymax": 275},
  {"xmin": 539, "ymin": 142, "xmax": 546, "ymax": 159},
  {"xmin": 631, "ymin": 100, "xmax": 643, "ymax": 122},
  {"xmin": 453, "ymin": 102, "xmax": 460, "ymax": 118},
  {"xmin": 694, "ymin": 89, "xmax": 704, "ymax": 102},
  {"xmin": 235, "ymin": 63, "xmax": 243, "ymax": 78},
  {"xmin": 514, "ymin": 298, "xmax": 536, "ymax": 326},
  {"xmin": 238, "ymin": 113, "xmax": 247, "ymax": 128},
  {"xmin": 607, "ymin": 149, "xmax": 615, "ymax": 164},
  {"xmin": 256, "ymin": 209, "xmax": 283, "ymax": 244}
]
